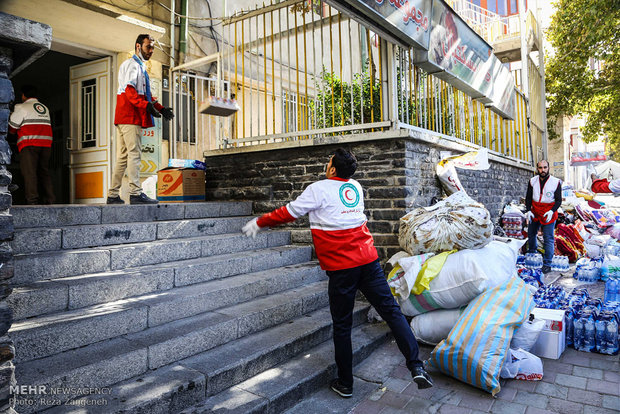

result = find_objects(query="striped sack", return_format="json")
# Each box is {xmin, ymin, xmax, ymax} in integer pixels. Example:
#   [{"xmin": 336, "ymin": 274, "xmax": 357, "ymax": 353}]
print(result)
[{"xmin": 429, "ymin": 277, "xmax": 534, "ymax": 395}]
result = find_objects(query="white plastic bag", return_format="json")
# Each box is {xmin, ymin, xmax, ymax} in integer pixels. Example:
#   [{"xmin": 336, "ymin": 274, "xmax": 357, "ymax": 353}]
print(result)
[
  {"xmin": 410, "ymin": 308, "xmax": 464, "ymax": 345},
  {"xmin": 436, "ymin": 161, "xmax": 465, "ymax": 195},
  {"xmin": 511, "ymin": 318, "xmax": 545, "ymax": 352},
  {"xmin": 399, "ymin": 192, "xmax": 493, "ymax": 256},
  {"xmin": 500, "ymin": 348, "xmax": 543, "ymax": 380},
  {"xmin": 448, "ymin": 148, "xmax": 490, "ymax": 170},
  {"xmin": 142, "ymin": 175, "xmax": 157, "ymax": 200},
  {"xmin": 367, "ymin": 307, "xmax": 384, "ymax": 323}
]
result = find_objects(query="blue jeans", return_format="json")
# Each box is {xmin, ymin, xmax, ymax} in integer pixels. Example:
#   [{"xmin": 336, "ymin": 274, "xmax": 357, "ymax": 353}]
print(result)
[
  {"xmin": 326, "ymin": 259, "xmax": 423, "ymax": 387},
  {"xmin": 528, "ymin": 220, "xmax": 556, "ymax": 267}
]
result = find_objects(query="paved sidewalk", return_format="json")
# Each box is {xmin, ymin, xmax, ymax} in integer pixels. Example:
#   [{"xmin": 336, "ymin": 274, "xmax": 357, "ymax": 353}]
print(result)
[
  {"xmin": 350, "ymin": 340, "xmax": 619, "ymax": 414},
  {"xmin": 287, "ymin": 273, "xmax": 619, "ymax": 414}
]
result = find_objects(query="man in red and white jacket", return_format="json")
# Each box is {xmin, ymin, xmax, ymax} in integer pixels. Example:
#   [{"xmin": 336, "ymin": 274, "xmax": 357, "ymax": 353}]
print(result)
[
  {"xmin": 107, "ymin": 34, "xmax": 174, "ymax": 205},
  {"xmin": 8, "ymin": 85, "xmax": 55, "ymax": 204},
  {"xmin": 242, "ymin": 148, "xmax": 432, "ymax": 398},
  {"xmin": 525, "ymin": 160, "xmax": 562, "ymax": 273}
]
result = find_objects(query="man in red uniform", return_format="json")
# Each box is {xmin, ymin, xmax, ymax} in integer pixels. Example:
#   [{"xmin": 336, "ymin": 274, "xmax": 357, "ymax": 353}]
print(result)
[
  {"xmin": 525, "ymin": 160, "xmax": 562, "ymax": 273},
  {"xmin": 242, "ymin": 148, "xmax": 432, "ymax": 398},
  {"xmin": 8, "ymin": 85, "xmax": 55, "ymax": 205},
  {"xmin": 107, "ymin": 34, "xmax": 174, "ymax": 205},
  {"xmin": 590, "ymin": 173, "xmax": 620, "ymax": 194}
]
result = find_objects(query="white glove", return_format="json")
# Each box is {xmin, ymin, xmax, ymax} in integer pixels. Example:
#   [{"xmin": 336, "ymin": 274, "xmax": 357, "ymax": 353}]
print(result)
[
  {"xmin": 242, "ymin": 217, "xmax": 261, "ymax": 239},
  {"xmin": 543, "ymin": 210, "xmax": 554, "ymax": 222},
  {"xmin": 525, "ymin": 211, "xmax": 534, "ymax": 222}
]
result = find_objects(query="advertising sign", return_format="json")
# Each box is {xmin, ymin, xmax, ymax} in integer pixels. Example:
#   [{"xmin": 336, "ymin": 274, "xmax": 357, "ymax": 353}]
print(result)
[
  {"xmin": 569, "ymin": 151, "xmax": 607, "ymax": 166},
  {"xmin": 484, "ymin": 61, "xmax": 517, "ymax": 119},
  {"xmin": 140, "ymin": 78, "xmax": 162, "ymax": 176},
  {"xmin": 423, "ymin": 0, "xmax": 493, "ymax": 98},
  {"xmin": 326, "ymin": 0, "xmax": 433, "ymax": 49}
]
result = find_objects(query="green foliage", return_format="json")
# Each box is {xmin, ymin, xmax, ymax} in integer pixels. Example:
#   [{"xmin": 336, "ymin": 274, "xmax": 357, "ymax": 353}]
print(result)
[
  {"xmin": 546, "ymin": 0, "xmax": 620, "ymax": 154},
  {"xmin": 310, "ymin": 65, "xmax": 382, "ymax": 128}
]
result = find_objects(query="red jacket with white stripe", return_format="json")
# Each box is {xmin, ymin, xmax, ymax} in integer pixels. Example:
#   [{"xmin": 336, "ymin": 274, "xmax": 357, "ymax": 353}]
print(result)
[
  {"xmin": 256, "ymin": 177, "xmax": 378, "ymax": 271},
  {"xmin": 530, "ymin": 175, "xmax": 561, "ymax": 225},
  {"xmin": 114, "ymin": 56, "xmax": 163, "ymax": 127},
  {"xmin": 8, "ymin": 98, "xmax": 53, "ymax": 152}
]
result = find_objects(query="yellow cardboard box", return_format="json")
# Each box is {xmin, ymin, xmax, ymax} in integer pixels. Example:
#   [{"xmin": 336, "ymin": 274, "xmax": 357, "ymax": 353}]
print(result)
[{"xmin": 157, "ymin": 167, "xmax": 205, "ymax": 202}]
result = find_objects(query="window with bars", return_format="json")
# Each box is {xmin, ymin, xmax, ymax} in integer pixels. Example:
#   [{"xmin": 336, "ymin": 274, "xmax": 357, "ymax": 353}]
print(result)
[
  {"xmin": 282, "ymin": 90, "xmax": 298, "ymax": 133},
  {"xmin": 81, "ymin": 78, "xmax": 96, "ymax": 148},
  {"xmin": 178, "ymin": 74, "xmax": 197, "ymax": 144}
]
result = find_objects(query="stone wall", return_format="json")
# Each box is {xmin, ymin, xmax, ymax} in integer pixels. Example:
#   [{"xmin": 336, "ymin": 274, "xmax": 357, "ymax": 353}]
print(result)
[
  {"xmin": 0, "ymin": 46, "xmax": 16, "ymax": 414},
  {"xmin": 204, "ymin": 138, "xmax": 532, "ymax": 260},
  {"xmin": 0, "ymin": 12, "xmax": 52, "ymax": 414}
]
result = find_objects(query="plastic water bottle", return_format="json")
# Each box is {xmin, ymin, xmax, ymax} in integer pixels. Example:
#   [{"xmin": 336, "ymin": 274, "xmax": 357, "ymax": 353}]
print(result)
[
  {"xmin": 601, "ymin": 263, "xmax": 610, "ymax": 281},
  {"xmin": 606, "ymin": 313, "xmax": 619, "ymax": 355},
  {"xmin": 605, "ymin": 279, "xmax": 616, "ymax": 303},
  {"xmin": 595, "ymin": 314, "xmax": 607, "ymax": 353},
  {"xmin": 573, "ymin": 313, "xmax": 585, "ymax": 351},
  {"xmin": 563, "ymin": 256, "xmax": 570, "ymax": 271},
  {"xmin": 584, "ymin": 313, "xmax": 597, "ymax": 352},
  {"xmin": 565, "ymin": 308, "xmax": 575, "ymax": 347}
]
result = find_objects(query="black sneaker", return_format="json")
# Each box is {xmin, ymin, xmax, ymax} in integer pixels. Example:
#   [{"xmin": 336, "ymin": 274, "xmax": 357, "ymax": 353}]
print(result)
[
  {"xmin": 129, "ymin": 193, "xmax": 158, "ymax": 204},
  {"xmin": 412, "ymin": 366, "xmax": 433, "ymax": 389},
  {"xmin": 106, "ymin": 196, "xmax": 124, "ymax": 205},
  {"xmin": 330, "ymin": 379, "xmax": 352, "ymax": 398},
  {"xmin": 542, "ymin": 265, "xmax": 552, "ymax": 274}
]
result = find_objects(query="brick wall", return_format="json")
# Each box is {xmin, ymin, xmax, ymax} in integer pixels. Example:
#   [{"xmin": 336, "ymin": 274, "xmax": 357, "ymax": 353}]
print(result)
[{"xmin": 204, "ymin": 138, "xmax": 532, "ymax": 260}]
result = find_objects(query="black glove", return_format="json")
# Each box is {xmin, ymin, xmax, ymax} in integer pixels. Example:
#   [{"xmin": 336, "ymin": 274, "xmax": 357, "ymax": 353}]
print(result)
[
  {"xmin": 146, "ymin": 102, "xmax": 161, "ymax": 118},
  {"xmin": 160, "ymin": 107, "xmax": 174, "ymax": 120}
]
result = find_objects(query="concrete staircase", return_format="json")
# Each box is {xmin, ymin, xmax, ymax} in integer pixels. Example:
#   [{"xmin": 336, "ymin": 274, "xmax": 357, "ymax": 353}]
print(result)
[{"xmin": 8, "ymin": 203, "xmax": 390, "ymax": 413}]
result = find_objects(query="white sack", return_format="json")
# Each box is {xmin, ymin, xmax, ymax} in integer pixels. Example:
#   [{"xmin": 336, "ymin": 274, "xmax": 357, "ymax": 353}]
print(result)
[
  {"xmin": 399, "ymin": 192, "xmax": 493, "ymax": 256},
  {"xmin": 410, "ymin": 308, "xmax": 464, "ymax": 345},
  {"xmin": 396, "ymin": 239, "xmax": 526, "ymax": 316}
]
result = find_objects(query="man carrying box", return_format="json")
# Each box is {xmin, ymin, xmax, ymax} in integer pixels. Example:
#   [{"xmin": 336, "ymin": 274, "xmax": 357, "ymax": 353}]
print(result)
[{"xmin": 241, "ymin": 148, "xmax": 432, "ymax": 398}]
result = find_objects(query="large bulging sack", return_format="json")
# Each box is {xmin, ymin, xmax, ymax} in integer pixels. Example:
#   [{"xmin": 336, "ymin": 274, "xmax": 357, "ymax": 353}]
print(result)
[
  {"xmin": 399, "ymin": 192, "xmax": 493, "ymax": 256},
  {"xmin": 397, "ymin": 239, "xmax": 525, "ymax": 316},
  {"xmin": 410, "ymin": 308, "xmax": 464, "ymax": 345},
  {"xmin": 429, "ymin": 277, "xmax": 535, "ymax": 396}
]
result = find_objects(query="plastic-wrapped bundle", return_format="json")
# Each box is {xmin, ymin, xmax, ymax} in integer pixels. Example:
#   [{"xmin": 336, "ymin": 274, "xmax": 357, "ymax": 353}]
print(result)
[{"xmin": 399, "ymin": 192, "xmax": 493, "ymax": 256}]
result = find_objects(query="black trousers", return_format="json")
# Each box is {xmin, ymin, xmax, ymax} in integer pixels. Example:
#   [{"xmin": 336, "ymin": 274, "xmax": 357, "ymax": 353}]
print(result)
[
  {"xmin": 20, "ymin": 146, "xmax": 55, "ymax": 205},
  {"xmin": 326, "ymin": 259, "xmax": 423, "ymax": 387}
]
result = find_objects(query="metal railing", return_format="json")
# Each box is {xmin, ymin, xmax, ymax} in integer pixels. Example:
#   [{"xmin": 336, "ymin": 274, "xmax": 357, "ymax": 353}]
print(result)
[
  {"xmin": 169, "ymin": 0, "xmax": 534, "ymax": 165},
  {"xmin": 169, "ymin": 71, "xmax": 230, "ymax": 160},
  {"xmin": 392, "ymin": 47, "xmax": 532, "ymax": 162}
]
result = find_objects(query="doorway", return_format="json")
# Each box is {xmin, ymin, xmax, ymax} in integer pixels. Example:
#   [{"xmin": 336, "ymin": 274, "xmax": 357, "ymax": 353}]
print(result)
[{"xmin": 9, "ymin": 50, "xmax": 90, "ymax": 205}]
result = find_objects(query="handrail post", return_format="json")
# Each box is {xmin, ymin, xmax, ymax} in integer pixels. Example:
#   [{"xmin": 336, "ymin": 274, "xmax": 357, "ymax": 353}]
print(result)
[{"xmin": 383, "ymin": 40, "xmax": 398, "ymax": 129}]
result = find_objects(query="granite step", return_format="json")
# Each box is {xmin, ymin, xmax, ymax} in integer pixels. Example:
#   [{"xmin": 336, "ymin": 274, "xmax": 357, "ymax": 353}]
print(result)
[
  {"xmin": 9, "ymin": 266, "xmax": 326, "ymax": 363},
  {"xmin": 178, "ymin": 323, "xmax": 390, "ymax": 414},
  {"xmin": 20, "ymin": 304, "xmax": 375, "ymax": 414},
  {"xmin": 12, "ymin": 230, "xmax": 291, "ymax": 285},
  {"xmin": 11, "ymin": 215, "xmax": 257, "ymax": 253},
  {"xmin": 11, "ymin": 202, "xmax": 252, "ymax": 229},
  {"xmin": 8, "ymin": 245, "xmax": 312, "ymax": 320}
]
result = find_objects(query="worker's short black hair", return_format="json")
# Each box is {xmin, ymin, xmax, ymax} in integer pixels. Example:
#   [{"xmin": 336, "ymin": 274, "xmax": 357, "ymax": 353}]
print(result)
[
  {"xmin": 332, "ymin": 148, "xmax": 357, "ymax": 179},
  {"xmin": 21, "ymin": 85, "xmax": 37, "ymax": 98},
  {"xmin": 537, "ymin": 159, "xmax": 549, "ymax": 168},
  {"xmin": 135, "ymin": 34, "xmax": 154, "ymax": 47}
]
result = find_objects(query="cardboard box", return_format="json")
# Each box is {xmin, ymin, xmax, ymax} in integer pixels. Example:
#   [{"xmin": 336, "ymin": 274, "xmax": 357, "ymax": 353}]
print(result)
[
  {"xmin": 157, "ymin": 168, "xmax": 205, "ymax": 203},
  {"xmin": 530, "ymin": 307, "xmax": 566, "ymax": 359}
]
